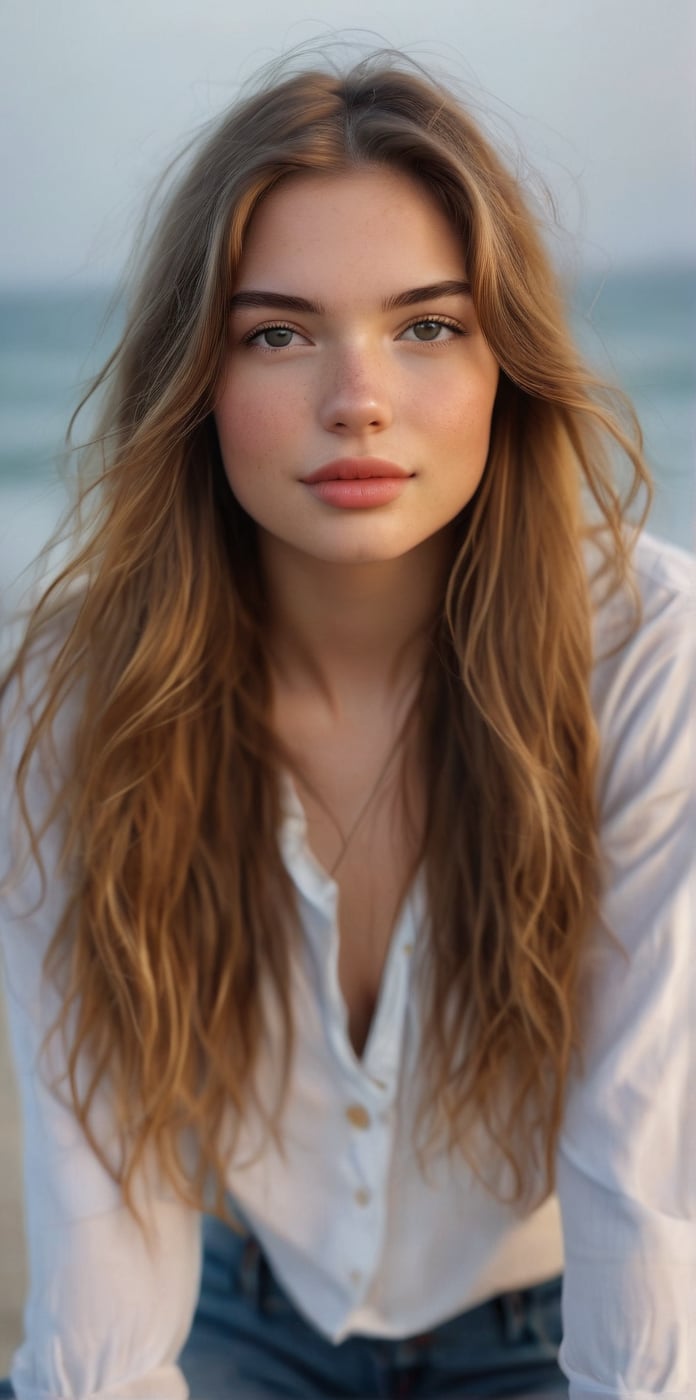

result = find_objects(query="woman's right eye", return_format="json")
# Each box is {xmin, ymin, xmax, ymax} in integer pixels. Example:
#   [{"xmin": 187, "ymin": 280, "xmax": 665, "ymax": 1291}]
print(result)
[{"xmin": 244, "ymin": 324, "xmax": 299, "ymax": 350}]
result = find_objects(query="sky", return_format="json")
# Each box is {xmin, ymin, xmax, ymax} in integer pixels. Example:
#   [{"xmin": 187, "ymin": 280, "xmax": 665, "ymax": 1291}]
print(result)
[{"xmin": 1, "ymin": 0, "xmax": 695, "ymax": 287}]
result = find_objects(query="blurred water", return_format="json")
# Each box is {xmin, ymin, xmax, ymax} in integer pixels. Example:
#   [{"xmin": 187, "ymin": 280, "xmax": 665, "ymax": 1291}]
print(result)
[
  {"xmin": 0, "ymin": 268, "xmax": 694, "ymax": 641},
  {"xmin": 570, "ymin": 266, "xmax": 695, "ymax": 545}
]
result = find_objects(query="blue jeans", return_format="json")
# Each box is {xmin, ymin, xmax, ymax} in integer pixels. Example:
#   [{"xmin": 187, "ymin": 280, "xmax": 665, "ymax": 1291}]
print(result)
[{"xmin": 179, "ymin": 1214, "xmax": 567, "ymax": 1399}]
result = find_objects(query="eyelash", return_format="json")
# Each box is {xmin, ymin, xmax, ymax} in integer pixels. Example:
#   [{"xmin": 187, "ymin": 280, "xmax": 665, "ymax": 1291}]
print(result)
[{"xmin": 241, "ymin": 315, "xmax": 467, "ymax": 352}]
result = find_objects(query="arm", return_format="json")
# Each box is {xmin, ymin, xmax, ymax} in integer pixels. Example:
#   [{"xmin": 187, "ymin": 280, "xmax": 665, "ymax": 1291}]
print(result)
[
  {"xmin": 1, "ymin": 667, "xmax": 202, "ymax": 1400},
  {"xmin": 557, "ymin": 556, "xmax": 696, "ymax": 1398}
]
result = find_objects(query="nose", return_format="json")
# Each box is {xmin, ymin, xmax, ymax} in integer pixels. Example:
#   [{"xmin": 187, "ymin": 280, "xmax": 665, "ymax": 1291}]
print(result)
[{"xmin": 318, "ymin": 343, "xmax": 394, "ymax": 435}]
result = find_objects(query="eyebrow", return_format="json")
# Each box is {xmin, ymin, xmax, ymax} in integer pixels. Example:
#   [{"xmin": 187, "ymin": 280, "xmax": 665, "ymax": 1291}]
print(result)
[{"xmin": 228, "ymin": 279, "xmax": 472, "ymax": 315}]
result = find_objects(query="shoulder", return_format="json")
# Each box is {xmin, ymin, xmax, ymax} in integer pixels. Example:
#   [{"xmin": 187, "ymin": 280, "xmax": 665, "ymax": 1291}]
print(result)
[
  {"xmin": 587, "ymin": 526, "xmax": 695, "ymax": 649},
  {"xmin": 625, "ymin": 529, "xmax": 696, "ymax": 649},
  {"xmin": 1, "ymin": 605, "xmax": 84, "ymax": 931},
  {"xmin": 584, "ymin": 529, "xmax": 695, "ymax": 815},
  {"xmin": 1, "ymin": 602, "xmax": 84, "ymax": 784},
  {"xmin": 586, "ymin": 526, "xmax": 695, "ymax": 699},
  {"xmin": 629, "ymin": 527, "xmax": 696, "ymax": 598}
]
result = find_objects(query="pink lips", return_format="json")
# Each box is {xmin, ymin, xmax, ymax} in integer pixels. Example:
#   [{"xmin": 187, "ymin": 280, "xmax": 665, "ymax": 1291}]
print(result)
[{"xmin": 300, "ymin": 457, "xmax": 414, "ymax": 509}]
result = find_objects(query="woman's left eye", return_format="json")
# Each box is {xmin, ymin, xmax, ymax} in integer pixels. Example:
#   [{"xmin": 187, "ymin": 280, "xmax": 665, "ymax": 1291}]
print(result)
[{"xmin": 400, "ymin": 318, "xmax": 464, "ymax": 343}]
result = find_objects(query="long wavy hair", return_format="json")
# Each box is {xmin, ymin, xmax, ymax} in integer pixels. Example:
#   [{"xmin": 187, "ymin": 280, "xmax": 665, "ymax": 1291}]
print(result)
[{"xmin": 1, "ymin": 51, "xmax": 652, "ymax": 1229}]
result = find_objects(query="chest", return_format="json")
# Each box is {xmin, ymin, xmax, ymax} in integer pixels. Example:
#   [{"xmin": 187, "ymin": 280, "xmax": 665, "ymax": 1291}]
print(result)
[
  {"xmin": 276, "ymin": 719, "xmax": 426, "ymax": 1059},
  {"xmin": 309, "ymin": 804, "xmax": 420, "ymax": 1056}
]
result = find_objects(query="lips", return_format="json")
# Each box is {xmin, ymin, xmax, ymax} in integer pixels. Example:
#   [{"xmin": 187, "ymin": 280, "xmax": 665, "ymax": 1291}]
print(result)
[{"xmin": 300, "ymin": 457, "xmax": 413, "ymax": 483}]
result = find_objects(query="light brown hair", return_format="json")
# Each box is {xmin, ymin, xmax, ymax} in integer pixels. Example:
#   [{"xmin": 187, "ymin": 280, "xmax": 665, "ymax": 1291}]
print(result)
[{"xmin": 1, "ymin": 51, "xmax": 651, "ymax": 1229}]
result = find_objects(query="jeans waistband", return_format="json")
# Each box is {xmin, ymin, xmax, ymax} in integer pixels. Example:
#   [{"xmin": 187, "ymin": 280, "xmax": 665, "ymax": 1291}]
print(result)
[{"xmin": 229, "ymin": 1222, "xmax": 561, "ymax": 1349}]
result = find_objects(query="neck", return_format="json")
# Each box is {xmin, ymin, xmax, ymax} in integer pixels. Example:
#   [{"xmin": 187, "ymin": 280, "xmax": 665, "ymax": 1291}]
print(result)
[{"xmin": 258, "ymin": 528, "xmax": 454, "ymax": 718}]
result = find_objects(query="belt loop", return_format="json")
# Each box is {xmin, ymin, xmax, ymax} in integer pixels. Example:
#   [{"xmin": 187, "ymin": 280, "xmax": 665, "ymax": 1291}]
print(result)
[
  {"xmin": 257, "ymin": 1247, "xmax": 276, "ymax": 1314},
  {"xmin": 498, "ymin": 1288, "xmax": 528, "ymax": 1344},
  {"xmin": 239, "ymin": 1235, "xmax": 263, "ymax": 1308}
]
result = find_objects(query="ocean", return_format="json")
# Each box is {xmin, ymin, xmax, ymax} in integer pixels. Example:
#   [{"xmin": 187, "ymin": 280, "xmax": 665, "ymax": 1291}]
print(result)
[{"xmin": 1, "ymin": 267, "xmax": 694, "ymax": 639}]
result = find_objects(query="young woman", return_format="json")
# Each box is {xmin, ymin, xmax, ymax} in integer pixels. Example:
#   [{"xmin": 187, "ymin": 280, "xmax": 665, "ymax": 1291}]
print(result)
[{"xmin": 1, "ymin": 51, "xmax": 694, "ymax": 1400}]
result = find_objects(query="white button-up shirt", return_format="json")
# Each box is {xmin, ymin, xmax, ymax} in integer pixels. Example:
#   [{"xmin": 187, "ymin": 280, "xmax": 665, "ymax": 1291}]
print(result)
[{"xmin": 1, "ymin": 529, "xmax": 694, "ymax": 1399}]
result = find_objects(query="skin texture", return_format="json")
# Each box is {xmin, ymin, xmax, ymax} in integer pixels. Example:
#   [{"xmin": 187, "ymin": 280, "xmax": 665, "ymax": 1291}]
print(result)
[{"xmin": 217, "ymin": 164, "xmax": 499, "ymax": 567}]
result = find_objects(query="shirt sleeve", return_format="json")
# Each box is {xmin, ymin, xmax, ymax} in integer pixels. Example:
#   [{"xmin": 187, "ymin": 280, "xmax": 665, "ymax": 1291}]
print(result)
[
  {"xmin": 556, "ymin": 555, "xmax": 696, "ymax": 1399},
  {"xmin": 0, "ymin": 660, "xmax": 202, "ymax": 1400}
]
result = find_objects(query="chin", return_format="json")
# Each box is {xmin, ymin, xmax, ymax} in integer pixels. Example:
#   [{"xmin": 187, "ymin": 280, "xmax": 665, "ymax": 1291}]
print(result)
[{"xmin": 310, "ymin": 539, "xmax": 419, "ymax": 566}]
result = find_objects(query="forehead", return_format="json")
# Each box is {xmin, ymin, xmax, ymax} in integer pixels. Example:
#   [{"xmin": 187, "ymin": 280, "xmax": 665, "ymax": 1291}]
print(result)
[{"xmin": 234, "ymin": 166, "xmax": 467, "ymax": 297}]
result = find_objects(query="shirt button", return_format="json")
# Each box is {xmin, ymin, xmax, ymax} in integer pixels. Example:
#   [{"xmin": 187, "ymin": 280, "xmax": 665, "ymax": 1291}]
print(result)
[
  {"xmin": 349, "ymin": 1269, "xmax": 363, "ymax": 1287},
  {"xmin": 403, "ymin": 943, "xmax": 414, "ymax": 955},
  {"xmin": 346, "ymin": 1103, "xmax": 371, "ymax": 1129},
  {"xmin": 354, "ymin": 1187, "xmax": 371, "ymax": 1207}
]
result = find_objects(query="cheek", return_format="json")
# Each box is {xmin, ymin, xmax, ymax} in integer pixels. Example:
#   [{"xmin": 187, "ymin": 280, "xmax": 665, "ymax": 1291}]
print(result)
[
  {"xmin": 424, "ymin": 372, "xmax": 497, "ymax": 447},
  {"xmin": 461, "ymin": 361, "xmax": 498, "ymax": 436},
  {"xmin": 214, "ymin": 382, "xmax": 289, "ymax": 473}
]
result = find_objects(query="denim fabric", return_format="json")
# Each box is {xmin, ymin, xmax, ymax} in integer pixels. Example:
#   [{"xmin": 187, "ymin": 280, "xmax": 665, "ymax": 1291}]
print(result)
[{"xmin": 179, "ymin": 1214, "xmax": 566, "ymax": 1399}]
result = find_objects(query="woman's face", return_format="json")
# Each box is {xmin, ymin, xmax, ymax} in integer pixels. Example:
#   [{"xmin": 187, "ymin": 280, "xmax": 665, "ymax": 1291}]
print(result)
[{"xmin": 215, "ymin": 165, "xmax": 500, "ymax": 567}]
